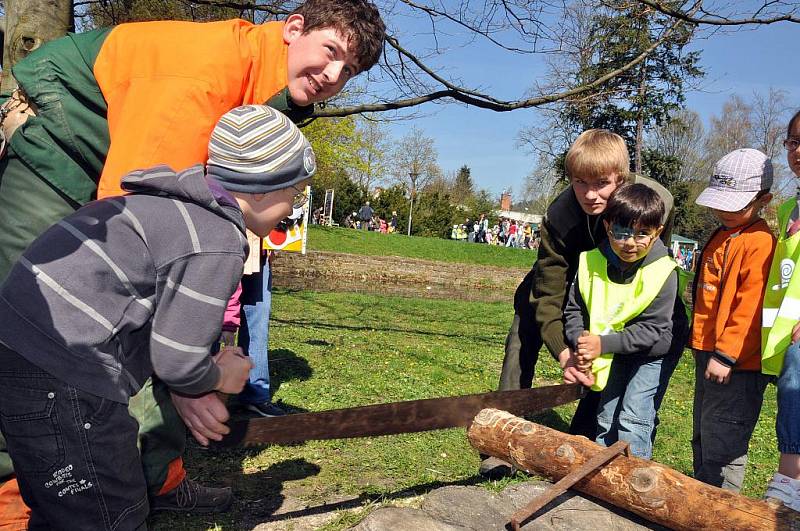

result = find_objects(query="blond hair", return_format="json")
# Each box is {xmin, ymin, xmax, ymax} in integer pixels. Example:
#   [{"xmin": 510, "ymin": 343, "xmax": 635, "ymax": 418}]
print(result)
[{"xmin": 565, "ymin": 129, "xmax": 630, "ymax": 183}]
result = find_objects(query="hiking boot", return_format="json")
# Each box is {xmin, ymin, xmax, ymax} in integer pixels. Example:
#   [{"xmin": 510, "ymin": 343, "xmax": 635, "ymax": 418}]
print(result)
[
  {"xmin": 245, "ymin": 401, "xmax": 287, "ymax": 417},
  {"xmin": 765, "ymin": 473, "xmax": 800, "ymax": 512},
  {"xmin": 151, "ymin": 477, "xmax": 233, "ymax": 513},
  {"xmin": 479, "ymin": 456, "xmax": 516, "ymax": 480}
]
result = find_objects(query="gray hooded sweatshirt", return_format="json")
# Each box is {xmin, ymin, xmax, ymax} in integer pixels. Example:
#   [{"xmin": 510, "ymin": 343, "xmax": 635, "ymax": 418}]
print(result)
[{"xmin": 0, "ymin": 165, "xmax": 248, "ymax": 403}]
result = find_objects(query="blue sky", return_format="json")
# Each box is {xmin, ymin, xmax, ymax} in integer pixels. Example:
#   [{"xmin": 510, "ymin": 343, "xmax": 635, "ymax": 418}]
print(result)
[{"xmin": 383, "ymin": 18, "xmax": 799, "ymax": 198}]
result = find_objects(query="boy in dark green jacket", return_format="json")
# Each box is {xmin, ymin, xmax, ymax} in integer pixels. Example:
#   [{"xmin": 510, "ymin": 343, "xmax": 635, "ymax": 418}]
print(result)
[{"xmin": 483, "ymin": 129, "xmax": 675, "ymax": 477}]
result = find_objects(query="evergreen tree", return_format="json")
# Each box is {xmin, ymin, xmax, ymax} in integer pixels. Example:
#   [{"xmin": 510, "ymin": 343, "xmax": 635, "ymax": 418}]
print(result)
[{"xmin": 451, "ymin": 165, "xmax": 475, "ymax": 205}]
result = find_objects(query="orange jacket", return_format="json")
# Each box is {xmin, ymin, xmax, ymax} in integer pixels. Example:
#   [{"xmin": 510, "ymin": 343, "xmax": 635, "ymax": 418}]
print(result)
[
  {"xmin": 690, "ymin": 219, "xmax": 776, "ymax": 370},
  {"xmin": 93, "ymin": 19, "xmax": 288, "ymax": 198}
]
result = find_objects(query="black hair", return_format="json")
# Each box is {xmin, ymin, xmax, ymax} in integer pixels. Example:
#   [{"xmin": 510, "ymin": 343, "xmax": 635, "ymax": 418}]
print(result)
[
  {"xmin": 788, "ymin": 109, "xmax": 800, "ymax": 137},
  {"xmin": 604, "ymin": 183, "xmax": 665, "ymax": 231}
]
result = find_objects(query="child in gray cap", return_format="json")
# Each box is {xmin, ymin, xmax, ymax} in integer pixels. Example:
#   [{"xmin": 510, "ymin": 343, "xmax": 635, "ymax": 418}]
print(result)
[{"xmin": 0, "ymin": 105, "xmax": 314, "ymax": 530}]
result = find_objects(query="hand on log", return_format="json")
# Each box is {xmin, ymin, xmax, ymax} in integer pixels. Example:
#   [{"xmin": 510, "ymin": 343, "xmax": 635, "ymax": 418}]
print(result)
[{"xmin": 558, "ymin": 348, "xmax": 594, "ymax": 387}]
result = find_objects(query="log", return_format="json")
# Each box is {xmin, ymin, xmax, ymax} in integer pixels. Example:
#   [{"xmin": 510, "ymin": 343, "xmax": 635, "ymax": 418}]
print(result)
[{"xmin": 468, "ymin": 408, "xmax": 800, "ymax": 531}]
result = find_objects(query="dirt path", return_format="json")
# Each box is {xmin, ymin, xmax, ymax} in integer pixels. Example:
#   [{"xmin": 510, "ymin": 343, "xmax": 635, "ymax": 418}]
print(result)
[{"xmin": 272, "ymin": 251, "xmax": 530, "ymax": 303}]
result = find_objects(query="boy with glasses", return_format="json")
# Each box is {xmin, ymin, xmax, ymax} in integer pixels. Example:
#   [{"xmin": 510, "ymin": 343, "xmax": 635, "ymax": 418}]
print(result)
[
  {"xmin": 563, "ymin": 184, "xmax": 688, "ymax": 458},
  {"xmin": 691, "ymin": 148, "xmax": 776, "ymax": 492},
  {"xmin": 482, "ymin": 129, "xmax": 678, "ymax": 478}
]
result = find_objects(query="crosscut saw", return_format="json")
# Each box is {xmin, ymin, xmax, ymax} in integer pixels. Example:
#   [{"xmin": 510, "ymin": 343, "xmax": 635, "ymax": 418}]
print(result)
[{"xmin": 212, "ymin": 383, "xmax": 585, "ymax": 448}]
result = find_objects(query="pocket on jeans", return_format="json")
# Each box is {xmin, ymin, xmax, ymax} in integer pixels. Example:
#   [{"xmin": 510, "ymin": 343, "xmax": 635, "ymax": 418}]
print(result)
[{"xmin": 0, "ymin": 384, "xmax": 64, "ymax": 473}]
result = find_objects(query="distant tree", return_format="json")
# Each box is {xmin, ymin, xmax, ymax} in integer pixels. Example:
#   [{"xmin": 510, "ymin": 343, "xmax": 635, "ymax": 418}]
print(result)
[
  {"xmin": 518, "ymin": 0, "xmax": 702, "ymax": 174},
  {"xmin": 520, "ymin": 152, "xmax": 564, "ymax": 212},
  {"xmin": 641, "ymin": 148, "xmax": 681, "ymax": 189},
  {"xmin": 669, "ymin": 180, "xmax": 718, "ymax": 243},
  {"xmin": 350, "ymin": 119, "xmax": 389, "ymax": 195},
  {"xmin": 451, "ymin": 165, "xmax": 475, "ymax": 205},
  {"xmin": 391, "ymin": 127, "xmax": 441, "ymax": 235},
  {"xmin": 463, "ymin": 189, "xmax": 498, "ymax": 224},
  {"xmin": 413, "ymin": 191, "xmax": 454, "ymax": 238},
  {"xmin": 704, "ymin": 95, "xmax": 753, "ymax": 163},
  {"xmin": 647, "ymin": 109, "xmax": 708, "ymax": 181}
]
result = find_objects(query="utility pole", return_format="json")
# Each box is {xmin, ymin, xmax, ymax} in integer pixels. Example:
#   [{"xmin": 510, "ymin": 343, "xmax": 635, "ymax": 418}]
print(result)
[{"xmin": 407, "ymin": 170, "xmax": 419, "ymax": 236}]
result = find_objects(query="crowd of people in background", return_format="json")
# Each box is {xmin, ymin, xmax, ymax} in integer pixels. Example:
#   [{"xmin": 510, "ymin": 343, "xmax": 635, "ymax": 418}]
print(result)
[
  {"xmin": 339, "ymin": 202, "xmax": 399, "ymax": 233},
  {"xmin": 451, "ymin": 214, "xmax": 540, "ymax": 250}
]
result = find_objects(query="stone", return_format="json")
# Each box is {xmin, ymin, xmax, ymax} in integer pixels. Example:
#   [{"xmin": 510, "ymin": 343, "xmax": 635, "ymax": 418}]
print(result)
[
  {"xmin": 345, "ymin": 481, "xmax": 666, "ymax": 530},
  {"xmin": 350, "ymin": 507, "xmax": 466, "ymax": 531}
]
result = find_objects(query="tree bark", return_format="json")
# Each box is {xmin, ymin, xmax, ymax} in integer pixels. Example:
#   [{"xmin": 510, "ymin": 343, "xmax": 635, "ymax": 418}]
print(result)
[
  {"xmin": 2, "ymin": 0, "xmax": 73, "ymax": 93},
  {"xmin": 634, "ymin": 61, "xmax": 647, "ymax": 175},
  {"xmin": 468, "ymin": 409, "xmax": 799, "ymax": 531}
]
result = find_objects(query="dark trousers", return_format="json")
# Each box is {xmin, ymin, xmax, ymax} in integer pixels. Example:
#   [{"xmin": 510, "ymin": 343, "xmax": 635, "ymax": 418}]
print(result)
[
  {"xmin": 499, "ymin": 312, "xmax": 600, "ymax": 439},
  {"xmin": 0, "ymin": 346, "xmax": 149, "ymax": 530},
  {"xmin": 692, "ymin": 350, "xmax": 769, "ymax": 492},
  {"xmin": 0, "ymin": 149, "xmax": 184, "ymax": 496}
]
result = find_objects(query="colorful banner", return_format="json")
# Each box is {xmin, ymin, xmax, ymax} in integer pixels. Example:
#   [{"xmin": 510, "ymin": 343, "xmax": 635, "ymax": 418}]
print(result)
[{"xmin": 263, "ymin": 186, "xmax": 311, "ymax": 254}]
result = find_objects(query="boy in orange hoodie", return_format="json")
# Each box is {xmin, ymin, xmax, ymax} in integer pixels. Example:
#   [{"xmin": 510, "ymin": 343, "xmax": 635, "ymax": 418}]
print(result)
[{"xmin": 690, "ymin": 148, "xmax": 776, "ymax": 492}]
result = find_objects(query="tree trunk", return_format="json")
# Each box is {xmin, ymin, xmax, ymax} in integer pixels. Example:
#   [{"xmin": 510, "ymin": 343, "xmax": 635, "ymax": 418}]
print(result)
[
  {"xmin": 468, "ymin": 409, "xmax": 799, "ymax": 531},
  {"xmin": 2, "ymin": 0, "xmax": 73, "ymax": 93},
  {"xmin": 634, "ymin": 62, "xmax": 647, "ymax": 175}
]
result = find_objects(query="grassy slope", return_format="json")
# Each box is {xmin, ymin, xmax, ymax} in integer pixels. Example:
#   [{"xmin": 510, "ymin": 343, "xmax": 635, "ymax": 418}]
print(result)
[
  {"xmin": 153, "ymin": 289, "xmax": 778, "ymax": 530},
  {"xmin": 306, "ymin": 225, "xmax": 536, "ymax": 269}
]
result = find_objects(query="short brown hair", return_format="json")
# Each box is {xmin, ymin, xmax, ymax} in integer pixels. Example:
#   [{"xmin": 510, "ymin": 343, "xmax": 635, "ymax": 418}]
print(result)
[
  {"xmin": 565, "ymin": 129, "xmax": 630, "ymax": 183},
  {"xmin": 605, "ymin": 183, "xmax": 664, "ymax": 231},
  {"xmin": 292, "ymin": 0, "xmax": 386, "ymax": 72}
]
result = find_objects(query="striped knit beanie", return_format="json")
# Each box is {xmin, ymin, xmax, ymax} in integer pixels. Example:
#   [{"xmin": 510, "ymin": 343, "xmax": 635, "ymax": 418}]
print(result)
[{"xmin": 206, "ymin": 105, "xmax": 316, "ymax": 193}]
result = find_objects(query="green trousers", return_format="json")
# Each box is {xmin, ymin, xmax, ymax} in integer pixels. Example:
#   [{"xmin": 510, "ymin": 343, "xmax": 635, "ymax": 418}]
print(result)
[{"xmin": 0, "ymin": 149, "xmax": 185, "ymax": 494}]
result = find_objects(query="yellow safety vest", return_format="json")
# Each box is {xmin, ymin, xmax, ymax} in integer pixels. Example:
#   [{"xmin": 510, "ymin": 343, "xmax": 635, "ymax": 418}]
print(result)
[
  {"xmin": 762, "ymin": 198, "xmax": 800, "ymax": 375},
  {"xmin": 578, "ymin": 248, "xmax": 678, "ymax": 391}
]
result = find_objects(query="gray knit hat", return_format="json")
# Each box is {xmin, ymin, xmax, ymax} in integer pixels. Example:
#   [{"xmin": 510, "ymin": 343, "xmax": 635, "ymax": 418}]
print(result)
[
  {"xmin": 207, "ymin": 105, "xmax": 316, "ymax": 193},
  {"xmin": 695, "ymin": 148, "xmax": 773, "ymax": 212}
]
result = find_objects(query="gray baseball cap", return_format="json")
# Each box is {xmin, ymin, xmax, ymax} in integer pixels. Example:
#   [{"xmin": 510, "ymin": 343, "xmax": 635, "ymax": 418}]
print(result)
[{"xmin": 695, "ymin": 148, "xmax": 773, "ymax": 212}]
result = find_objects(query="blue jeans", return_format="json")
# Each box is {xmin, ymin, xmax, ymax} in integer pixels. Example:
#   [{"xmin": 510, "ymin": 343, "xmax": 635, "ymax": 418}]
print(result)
[
  {"xmin": 0, "ymin": 346, "xmax": 149, "ymax": 530},
  {"xmin": 237, "ymin": 256, "xmax": 272, "ymax": 405},
  {"xmin": 596, "ymin": 352, "xmax": 680, "ymax": 459},
  {"xmin": 778, "ymin": 342, "xmax": 800, "ymax": 454}
]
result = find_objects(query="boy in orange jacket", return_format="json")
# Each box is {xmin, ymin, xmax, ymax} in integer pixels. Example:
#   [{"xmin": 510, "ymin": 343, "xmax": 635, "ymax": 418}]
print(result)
[{"xmin": 690, "ymin": 148, "xmax": 776, "ymax": 492}]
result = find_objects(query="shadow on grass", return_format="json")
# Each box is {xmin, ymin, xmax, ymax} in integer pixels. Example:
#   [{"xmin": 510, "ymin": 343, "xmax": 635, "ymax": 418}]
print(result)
[
  {"xmin": 267, "ymin": 348, "xmax": 313, "ymax": 396},
  {"xmin": 232, "ymin": 458, "xmax": 323, "ymax": 523},
  {"xmin": 247, "ymin": 474, "xmax": 488, "ymax": 526},
  {"xmin": 272, "ymin": 317, "xmax": 501, "ymax": 345},
  {"xmin": 526, "ymin": 408, "xmax": 571, "ymax": 433}
]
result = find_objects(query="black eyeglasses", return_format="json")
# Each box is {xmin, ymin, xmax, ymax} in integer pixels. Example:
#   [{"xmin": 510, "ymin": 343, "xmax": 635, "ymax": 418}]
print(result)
[{"xmin": 784, "ymin": 138, "xmax": 800, "ymax": 152}]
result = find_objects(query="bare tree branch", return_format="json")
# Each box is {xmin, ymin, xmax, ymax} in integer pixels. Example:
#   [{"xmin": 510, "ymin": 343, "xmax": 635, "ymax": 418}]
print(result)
[
  {"xmin": 316, "ymin": 12, "xmax": 688, "ymax": 117},
  {"xmin": 635, "ymin": 0, "xmax": 800, "ymax": 25}
]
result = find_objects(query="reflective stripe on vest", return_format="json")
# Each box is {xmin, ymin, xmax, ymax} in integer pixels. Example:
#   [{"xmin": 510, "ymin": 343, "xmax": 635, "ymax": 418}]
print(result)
[
  {"xmin": 762, "ymin": 198, "xmax": 800, "ymax": 375},
  {"xmin": 578, "ymin": 249, "xmax": 678, "ymax": 391}
]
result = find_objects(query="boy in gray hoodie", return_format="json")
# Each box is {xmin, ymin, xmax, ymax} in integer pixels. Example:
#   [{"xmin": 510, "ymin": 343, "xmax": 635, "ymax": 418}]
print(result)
[
  {"xmin": 563, "ymin": 183, "xmax": 688, "ymax": 459},
  {"xmin": 0, "ymin": 105, "xmax": 315, "ymax": 530}
]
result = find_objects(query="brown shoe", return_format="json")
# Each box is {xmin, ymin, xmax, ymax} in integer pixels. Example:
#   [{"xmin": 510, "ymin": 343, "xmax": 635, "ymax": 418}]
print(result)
[{"xmin": 151, "ymin": 477, "xmax": 233, "ymax": 513}]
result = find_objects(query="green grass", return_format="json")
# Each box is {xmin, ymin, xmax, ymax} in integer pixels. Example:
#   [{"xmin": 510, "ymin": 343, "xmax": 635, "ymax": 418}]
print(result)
[
  {"xmin": 307, "ymin": 225, "xmax": 536, "ymax": 269},
  {"xmin": 151, "ymin": 288, "xmax": 779, "ymax": 530}
]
